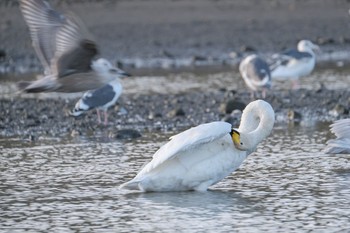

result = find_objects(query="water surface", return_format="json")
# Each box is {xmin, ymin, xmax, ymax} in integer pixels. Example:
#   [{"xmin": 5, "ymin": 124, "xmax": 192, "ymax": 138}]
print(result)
[{"xmin": 1, "ymin": 123, "xmax": 350, "ymax": 232}]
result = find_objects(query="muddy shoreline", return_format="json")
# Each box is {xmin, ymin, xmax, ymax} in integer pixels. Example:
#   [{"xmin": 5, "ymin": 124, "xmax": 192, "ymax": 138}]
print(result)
[{"xmin": 1, "ymin": 87, "xmax": 349, "ymax": 141}]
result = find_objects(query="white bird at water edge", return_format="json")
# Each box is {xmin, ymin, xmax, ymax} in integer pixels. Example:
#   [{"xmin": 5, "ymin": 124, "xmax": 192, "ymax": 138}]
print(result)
[{"xmin": 120, "ymin": 100, "xmax": 275, "ymax": 192}]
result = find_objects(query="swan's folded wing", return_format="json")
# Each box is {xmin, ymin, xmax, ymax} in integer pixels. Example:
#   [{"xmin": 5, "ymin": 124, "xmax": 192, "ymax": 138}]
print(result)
[{"xmin": 143, "ymin": 121, "xmax": 232, "ymax": 172}]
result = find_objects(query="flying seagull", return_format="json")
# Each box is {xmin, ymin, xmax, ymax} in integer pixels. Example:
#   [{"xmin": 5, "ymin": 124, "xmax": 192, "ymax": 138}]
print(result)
[
  {"xmin": 239, "ymin": 54, "xmax": 271, "ymax": 99},
  {"xmin": 17, "ymin": 0, "xmax": 128, "ymax": 93},
  {"xmin": 268, "ymin": 40, "xmax": 320, "ymax": 89}
]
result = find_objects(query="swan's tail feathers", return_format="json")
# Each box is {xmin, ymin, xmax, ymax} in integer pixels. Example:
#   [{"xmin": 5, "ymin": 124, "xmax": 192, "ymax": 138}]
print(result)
[
  {"xmin": 119, "ymin": 180, "xmax": 141, "ymax": 191},
  {"xmin": 324, "ymin": 139, "xmax": 350, "ymax": 154}
]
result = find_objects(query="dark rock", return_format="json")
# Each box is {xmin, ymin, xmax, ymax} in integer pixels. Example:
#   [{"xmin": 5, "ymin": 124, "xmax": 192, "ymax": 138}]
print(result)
[
  {"xmin": 191, "ymin": 55, "xmax": 207, "ymax": 62},
  {"xmin": 317, "ymin": 37, "xmax": 335, "ymax": 45},
  {"xmin": 287, "ymin": 109, "xmax": 302, "ymax": 122},
  {"xmin": 160, "ymin": 50, "xmax": 174, "ymax": 58},
  {"xmin": 167, "ymin": 108, "xmax": 186, "ymax": 118},
  {"xmin": 339, "ymin": 36, "xmax": 350, "ymax": 44},
  {"xmin": 0, "ymin": 49, "xmax": 6, "ymax": 60},
  {"xmin": 329, "ymin": 104, "xmax": 347, "ymax": 117},
  {"xmin": 240, "ymin": 45, "xmax": 256, "ymax": 52},
  {"xmin": 114, "ymin": 129, "xmax": 142, "ymax": 140},
  {"xmin": 221, "ymin": 99, "xmax": 246, "ymax": 114},
  {"xmin": 221, "ymin": 109, "xmax": 242, "ymax": 127}
]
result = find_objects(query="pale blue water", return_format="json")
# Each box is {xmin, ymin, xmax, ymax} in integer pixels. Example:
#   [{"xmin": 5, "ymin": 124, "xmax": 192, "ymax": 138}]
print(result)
[{"xmin": 1, "ymin": 123, "xmax": 350, "ymax": 232}]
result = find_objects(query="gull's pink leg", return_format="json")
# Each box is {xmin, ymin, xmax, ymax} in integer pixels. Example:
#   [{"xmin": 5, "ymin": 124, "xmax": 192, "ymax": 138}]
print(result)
[
  {"xmin": 96, "ymin": 109, "xmax": 102, "ymax": 124},
  {"xmin": 292, "ymin": 79, "xmax": 300, "ymax": 89},
  {"xmin": 103, "ymin": 111, "xmax": 108, "ymax": 125}
]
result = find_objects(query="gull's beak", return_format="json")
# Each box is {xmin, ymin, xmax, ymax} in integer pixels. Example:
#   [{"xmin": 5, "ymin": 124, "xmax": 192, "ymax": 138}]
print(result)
[
  {"xmin": 230, "ymin": 129, "xmax": 241, "ymax": 147},
  {"xmin": 109, "ymin": 68, "xmax": 131, "ymax": 77}
]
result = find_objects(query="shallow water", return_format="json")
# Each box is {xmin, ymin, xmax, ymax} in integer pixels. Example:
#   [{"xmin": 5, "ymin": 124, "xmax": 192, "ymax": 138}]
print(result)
[{"xmin": 1, "ymin": 123, "xmax": 350, "ymax": 232}]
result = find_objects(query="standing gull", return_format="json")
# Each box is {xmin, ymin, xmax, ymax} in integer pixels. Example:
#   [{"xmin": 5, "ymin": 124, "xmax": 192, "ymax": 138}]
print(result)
[
  {"xmin": 70, "ymin": 72, "xmax": 128, "ymax": 125},
  {"xmin": 324, "ymin": 119, "xmax": 350, "ymax": 154},
  {"xmin": 269, "ymin": 40, "xmax": 320, "ymax": 88},
  {"xmin": 17, "ymin": 0, "xmax": 128, "ymax": 93},
  {"xmin": 239, "ymin": 54, "xmax": 271, "ymax": 99}
]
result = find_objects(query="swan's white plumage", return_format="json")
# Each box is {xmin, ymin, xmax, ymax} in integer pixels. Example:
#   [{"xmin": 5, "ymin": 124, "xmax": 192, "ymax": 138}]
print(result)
[
  {"xmin": 151, "ymin": 121, "xmax": 232, "ymax": 170},
  {"xmin": 120, "ymin": 100, "xmax": 275, "ymax": 192},
  {"xmin": 324, "ymin": 119, "xmax": 350, "ymax": 154}
]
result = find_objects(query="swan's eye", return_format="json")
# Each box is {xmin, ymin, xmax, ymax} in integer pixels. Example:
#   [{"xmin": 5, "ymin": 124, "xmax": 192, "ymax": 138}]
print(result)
[{"xmin": 240, "ymin": 142, "xmax": 243, "ymax": 145}]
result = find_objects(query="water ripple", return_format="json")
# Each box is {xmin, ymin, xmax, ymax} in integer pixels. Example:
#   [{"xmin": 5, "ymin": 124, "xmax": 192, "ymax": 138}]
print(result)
[{"xmin": 1, "ymin": 124, "xmax": 350, "ymax": 232}]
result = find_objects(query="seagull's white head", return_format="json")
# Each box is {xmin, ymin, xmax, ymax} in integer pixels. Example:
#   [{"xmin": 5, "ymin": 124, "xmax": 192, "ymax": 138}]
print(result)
[
  {"xmin": 92, "ymin": 58, "xmax": 130, "ymax": 78},
  {"xmin": 298, "ymin": 40, "xmax": 320, "ymax": 54}
]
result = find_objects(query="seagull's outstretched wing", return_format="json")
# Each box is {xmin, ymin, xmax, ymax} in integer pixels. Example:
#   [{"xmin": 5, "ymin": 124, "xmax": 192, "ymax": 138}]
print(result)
[
  {"xmin": 139, "ymin": 121, "xmax": 232, "ymax": 174},
  {"xmin": 19, "ymin": 0, "xmax": 98, "ymax": 76}
]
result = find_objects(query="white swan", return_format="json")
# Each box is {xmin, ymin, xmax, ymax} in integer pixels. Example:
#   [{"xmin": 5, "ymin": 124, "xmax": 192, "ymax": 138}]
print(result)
[
  {"xmin": 324, "ymin": 119, "xmax": 350, "ymax": 154},
  {"xmin": 120, "ymin": 100, "xmax": 275, "ymax": 192}
]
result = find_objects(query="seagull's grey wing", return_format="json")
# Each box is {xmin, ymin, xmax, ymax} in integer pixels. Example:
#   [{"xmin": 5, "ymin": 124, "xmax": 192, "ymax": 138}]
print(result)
[
  {"xmin": 282, "ymin": 50, "xmax": 313, "ymax": 60},
  {"xmin": 247, "ymin": 57, "xmax": 271, "ymax": 83},
  {"xmin": 80, "ymin": 84, "xmax": 117, "ymax": 110},
  {"xmin": 20, "ymin": 0, "xmax": 66, "ymax": 74},
  {"xmin": 268, "ymin": 49, "xmax": 312, "ymax": 71}
]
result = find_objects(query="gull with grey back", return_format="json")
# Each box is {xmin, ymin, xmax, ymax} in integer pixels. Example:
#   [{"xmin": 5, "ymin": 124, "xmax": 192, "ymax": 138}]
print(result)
[
  {"xmin": 70, "ymin": 78, "xmax": 125, "ymax": 125},
  {"xmin": 268, "ymin": 40, "xmax": 320, "ymax": 89},
  {"xmin": 239, "ymin": 54, "xmax": 271, "ymax": 99},
  {"xmin": 17, "ymin": 0, "xmax": 128, "ymax": 93}
]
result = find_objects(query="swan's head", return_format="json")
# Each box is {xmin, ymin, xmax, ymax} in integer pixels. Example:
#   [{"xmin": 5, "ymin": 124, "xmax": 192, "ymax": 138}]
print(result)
[
  {"xmin": 233, "ymin": 100, "xmax": 275, "ymax": 151},
  {"xmin": 298, "ymin": 40, "xmax": 320, "ymax": 54},
  {"xmin": 92, "ymin": 58, "xmax": 131, "ymax": 78},
  {"xmin": 230, "ymin": 129, "xmax": 253, "ymax": 151}
]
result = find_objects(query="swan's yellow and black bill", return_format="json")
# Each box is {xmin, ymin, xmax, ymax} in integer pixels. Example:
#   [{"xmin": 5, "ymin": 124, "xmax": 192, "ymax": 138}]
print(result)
[{"xmin": 230, "ymin": 129, "xmax": 241, "ymax": 145}]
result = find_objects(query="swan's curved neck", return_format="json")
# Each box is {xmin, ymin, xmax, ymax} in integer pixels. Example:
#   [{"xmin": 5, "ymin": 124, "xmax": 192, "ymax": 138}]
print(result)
[{"xmin": 238, "ymin": 101, "xmax": 275, "ymax": 149}]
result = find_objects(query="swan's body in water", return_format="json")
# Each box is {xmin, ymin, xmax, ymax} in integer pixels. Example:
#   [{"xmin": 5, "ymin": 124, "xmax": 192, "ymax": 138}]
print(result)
[
  {"xmin": 120, "ymin": 100, "xmax": 275, "ymax": 192},
  {"xmin": 324, "ymin": 119, "xmax": 350, "ymax": 154}
]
